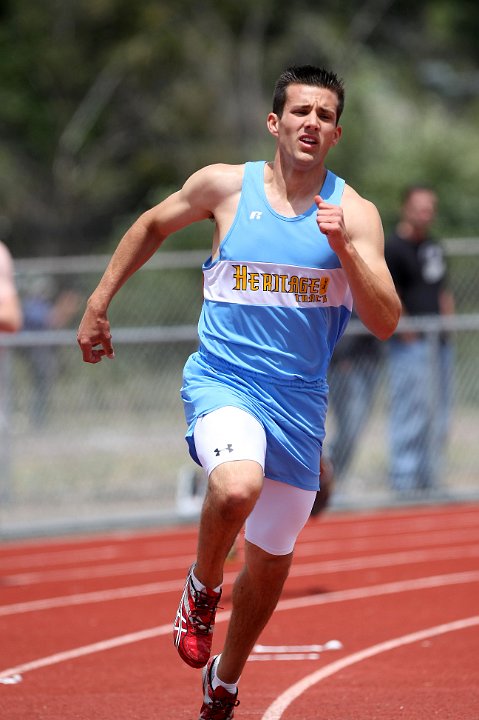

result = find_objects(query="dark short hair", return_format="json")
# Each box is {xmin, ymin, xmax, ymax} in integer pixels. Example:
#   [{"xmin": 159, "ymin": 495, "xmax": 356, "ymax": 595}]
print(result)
[{"xmin": 273, "ymin": 65, "xmax": 345, "ymax": 123}]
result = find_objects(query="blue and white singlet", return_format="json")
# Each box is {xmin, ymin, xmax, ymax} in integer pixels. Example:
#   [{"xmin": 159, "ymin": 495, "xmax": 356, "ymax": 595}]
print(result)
[{"xmin": 181, "ymin": 161, "xmax": 353, "ymax": 490}]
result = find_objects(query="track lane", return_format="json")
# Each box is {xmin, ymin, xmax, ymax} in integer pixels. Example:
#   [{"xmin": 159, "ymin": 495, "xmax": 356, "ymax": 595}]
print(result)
[
  {"xmin": 1, "ymin": 504, "xmax": 478, "ymax": 718},
  {"xmin": 260, "ymin": 619, "xmax": 479, "ymax": 719}
]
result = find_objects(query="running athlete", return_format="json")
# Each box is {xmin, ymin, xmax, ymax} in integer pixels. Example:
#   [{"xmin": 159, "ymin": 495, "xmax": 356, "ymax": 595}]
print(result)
[{"xmin": 77, "ymin": 65, "xmax": 401, "ymax": 720}]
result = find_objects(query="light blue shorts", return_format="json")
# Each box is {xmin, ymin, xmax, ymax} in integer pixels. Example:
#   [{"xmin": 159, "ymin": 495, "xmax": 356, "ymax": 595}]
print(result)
[{"xmin": 181, "ymin": 349, "xmax": 328, "ymax": 491}]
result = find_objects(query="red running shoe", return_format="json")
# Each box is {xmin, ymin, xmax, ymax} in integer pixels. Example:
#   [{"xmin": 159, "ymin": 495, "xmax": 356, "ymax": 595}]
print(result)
[
  {"xmin": 199, "ymin": 656, "xmax": 239, "ymax": 720},
  {"xmin": 173, "ymin": 565, "xmax": 222, "ymax": 668}
]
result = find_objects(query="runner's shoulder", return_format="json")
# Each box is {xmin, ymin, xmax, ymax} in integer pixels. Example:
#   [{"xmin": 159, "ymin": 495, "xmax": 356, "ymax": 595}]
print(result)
[
  {"xmin": 187, "ymin": 163, "xmax": 245, "ymax": 201},
  {"xmin": 342, "ymin": 182, "xmax": 382, "ymax": 233}
]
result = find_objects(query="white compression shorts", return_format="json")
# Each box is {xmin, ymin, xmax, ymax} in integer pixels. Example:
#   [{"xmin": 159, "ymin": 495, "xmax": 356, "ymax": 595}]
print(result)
[{"xmin": 193, "ymin": 406, "xmax": 316, "ymax": 555}]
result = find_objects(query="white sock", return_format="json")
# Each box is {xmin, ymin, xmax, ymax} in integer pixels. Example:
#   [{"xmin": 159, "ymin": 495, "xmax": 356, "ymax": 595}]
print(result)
[
  {"xmin": 211, "ymin": 655, "xmax": 239, "ymax": 694},
  {"xmin": 191, "ymin": 567, "xmax": 221, "ymax": 594}
]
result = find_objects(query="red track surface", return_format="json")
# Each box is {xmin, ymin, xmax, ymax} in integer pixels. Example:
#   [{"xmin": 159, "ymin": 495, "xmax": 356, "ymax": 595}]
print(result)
[{"xmin": 1, "ymin": 503, "xmax": 478, "ymax": 719}]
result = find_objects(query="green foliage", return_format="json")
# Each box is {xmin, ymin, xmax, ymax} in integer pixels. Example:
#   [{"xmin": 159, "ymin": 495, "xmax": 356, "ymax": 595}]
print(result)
[{"xmin": 0, "ymin": 0, "xmax": 478, "ymax": 257}]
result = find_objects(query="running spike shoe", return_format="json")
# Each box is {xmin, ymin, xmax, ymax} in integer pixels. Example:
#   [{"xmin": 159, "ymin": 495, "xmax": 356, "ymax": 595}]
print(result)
[
  {"xmin": 199, "ymin": 655, "xmax": 239, "ymax": 720},
  {"xmin": 173, "ymin": 565, "xmax": 222, "ymax": 668}
]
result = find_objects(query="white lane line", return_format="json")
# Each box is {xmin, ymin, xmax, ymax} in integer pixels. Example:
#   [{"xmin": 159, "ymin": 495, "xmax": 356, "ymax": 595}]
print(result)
[
  {"xmin": 2, "ymin": 508, "xmax": 478, "ymax": 571},
  {"xmin": 295, "ymin": 527, "xmax": 479, "ymax": 559},
  {"xmin": 253, "ymin": 641, "xmax": 342, "ymax": 653},
  {"xmin": 1, "ymin": 570, "xmax": 479, "ymax": 681},
  {"xmin": 2, "ymin": 554, "xmax": 196, "ymax": 586},
  {"xmin": 249, "ymin": 641, "xmax": 343, "ymax": 663},
  {"xmin": 290, "ymin": 544, "xmax": 479, "ymax": 578},
  {"xmin": 0, "ymin": 546, "xmax": 121, "ymax": 570},
  {"xmin": 0, "ymin": 673, "xmax": 22, "ymax": 685},
  {"xmin": 261, "ymin": 615, "xmax": 479, "ymax": 720},
  {"xmin": 0, "ymin": 624, "xmax": 173, "ymax": 682},
  {"xmin": 3, "ymin": 538, "xmax": 479, "ymax": 588},
  {"xmin": 274, "ymin": 569, "xmax": 479, "ymax": 614},
  {"xmin": 249, "ymin": 654, "xmax": 321, "ymax": 662},
  {"xmin": 2, "ymin": 544, "xmax": 479, "ymax": 618},
  {"xmin": 0, "ymin": 538, "xmax": 197, "ymax": 571},
  {"xmin": 299, "ymin": 511, "xmax": 479, "ymax": 545},
  {"xmin": 2, "ymin": 547, "xmax": 479, "ymax": 617},
  {"xmin": 304, "ymin": 508, "xmax": 479, "ymax": 534},
  {"xmin": 0, "ymin": 579, "xmax": 182, "ymax": 618}
]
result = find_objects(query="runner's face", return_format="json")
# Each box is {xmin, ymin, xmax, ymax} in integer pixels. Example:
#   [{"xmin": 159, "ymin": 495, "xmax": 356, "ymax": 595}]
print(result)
[{"xmin": 268, "ymin": 84, "xmax": 341, "ymax": 166}]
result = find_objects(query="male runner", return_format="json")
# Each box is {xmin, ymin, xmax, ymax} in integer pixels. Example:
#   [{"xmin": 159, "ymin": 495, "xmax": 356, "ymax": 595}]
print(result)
[{"xmin": 78, "ymin": 65, "xmax": 400, "ymax": 719}]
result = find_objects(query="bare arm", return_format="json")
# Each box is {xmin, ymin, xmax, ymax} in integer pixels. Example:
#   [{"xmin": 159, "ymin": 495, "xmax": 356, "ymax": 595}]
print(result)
[
  {"xmin": 77, "ymin": 164, "xmax": 238, "ymax": 363},
  {"xmin": 0, "ymin": 244, "xmax": 22, "ymax": 333},
  {"xmin": 315, "ymin": 189, "xmax": 401, "ymax": 340},
  {"xmin": 0, "ymin": 294, "xmax": 22, "ymax": 333},
  {"xmin": 439, "ymin": 288, "xmax": 455, "ymax": 316}
]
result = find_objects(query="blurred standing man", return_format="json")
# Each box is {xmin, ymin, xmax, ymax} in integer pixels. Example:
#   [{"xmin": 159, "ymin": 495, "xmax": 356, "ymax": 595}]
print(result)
[
  {"xmin": 385, "ymin": 186, "xmax": 455, "ymax": 495},
  {"xmin": 78, "ymin": 65, "xmax": 400, "ymax": 719},
  {"xmin": 327, "ymin": 312, "xmax": 382, "ymax": 484}
]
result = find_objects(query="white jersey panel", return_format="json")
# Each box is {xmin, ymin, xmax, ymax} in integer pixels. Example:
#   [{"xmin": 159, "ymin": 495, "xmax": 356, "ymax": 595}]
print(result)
[{"xmin": 203, "ymin": 259, "xmax": 353, "ymax": 311}]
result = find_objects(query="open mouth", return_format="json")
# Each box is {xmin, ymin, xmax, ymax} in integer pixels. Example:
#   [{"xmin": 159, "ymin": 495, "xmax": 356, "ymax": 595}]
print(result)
[{"xmin": 299, "ymin": 135, "xmax": 318, "ymax": 147}]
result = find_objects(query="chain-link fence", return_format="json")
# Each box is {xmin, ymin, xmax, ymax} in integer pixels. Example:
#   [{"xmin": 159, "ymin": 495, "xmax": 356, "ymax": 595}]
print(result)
[{"xmin": 1, "ymin": 242, "xmax": 478, "ymax": 538}]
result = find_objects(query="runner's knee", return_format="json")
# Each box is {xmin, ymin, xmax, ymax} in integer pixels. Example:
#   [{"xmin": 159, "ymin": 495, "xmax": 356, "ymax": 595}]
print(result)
[
  {"xmin": 245, "ymin": 540, "xmax": 292, "ymax": 576},
  {"xmin": 208, "ymin": 460, "xmax": 263, "ymax": 520}
]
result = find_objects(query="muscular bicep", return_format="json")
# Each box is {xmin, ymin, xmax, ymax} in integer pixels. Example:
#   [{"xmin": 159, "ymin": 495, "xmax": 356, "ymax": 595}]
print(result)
[
  {"xmin": 347, "ymin": 199, "xmax": 395, "ymax": 287},
  {"xmin": 341, "ymin": 194, "xmax": 401, "ymax": 338},
  {"xmin": 144, "ymin": 163, "xmax": 240, "ymax": 241},
  {"xmin": 144, "ymin": 169, "xmax": 216, "ymax": 240}
]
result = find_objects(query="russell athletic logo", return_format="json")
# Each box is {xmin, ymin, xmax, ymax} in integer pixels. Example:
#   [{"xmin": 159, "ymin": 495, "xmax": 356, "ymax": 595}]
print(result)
[{"xmin": 249, "ymin": 211, "xmax": 263, "ymax": 220}]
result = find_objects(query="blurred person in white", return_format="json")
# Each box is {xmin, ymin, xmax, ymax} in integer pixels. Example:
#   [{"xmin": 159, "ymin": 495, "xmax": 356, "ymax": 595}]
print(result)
[{"xmin": 385, "ymin": 186, "xmax": 455, "ymax": 495}]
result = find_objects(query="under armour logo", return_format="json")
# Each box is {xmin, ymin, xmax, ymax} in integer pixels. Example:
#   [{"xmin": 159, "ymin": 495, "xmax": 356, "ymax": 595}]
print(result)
[
  {"xmin": 249, "ymin": 211, "xmax": 263, "ymax": 220},
  {"xmin": 214, "ymin": 444, "xmax": 234, "ymax": 456}
]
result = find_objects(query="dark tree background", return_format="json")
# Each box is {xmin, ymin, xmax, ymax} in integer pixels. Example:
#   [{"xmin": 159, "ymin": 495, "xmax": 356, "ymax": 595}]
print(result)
[{"xmin": 1, "ymin": 0, "xmax": 478, "ymax": 257}]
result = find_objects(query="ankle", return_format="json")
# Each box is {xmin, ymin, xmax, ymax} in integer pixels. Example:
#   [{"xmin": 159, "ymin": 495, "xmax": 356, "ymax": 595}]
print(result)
[
  {"xmin": 212, "ymin": 655, "xmax": 239, "ymax": 694},
  {"xmin": 192, "ymin": 566, "xmax": 222, "ymax": 594}
]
